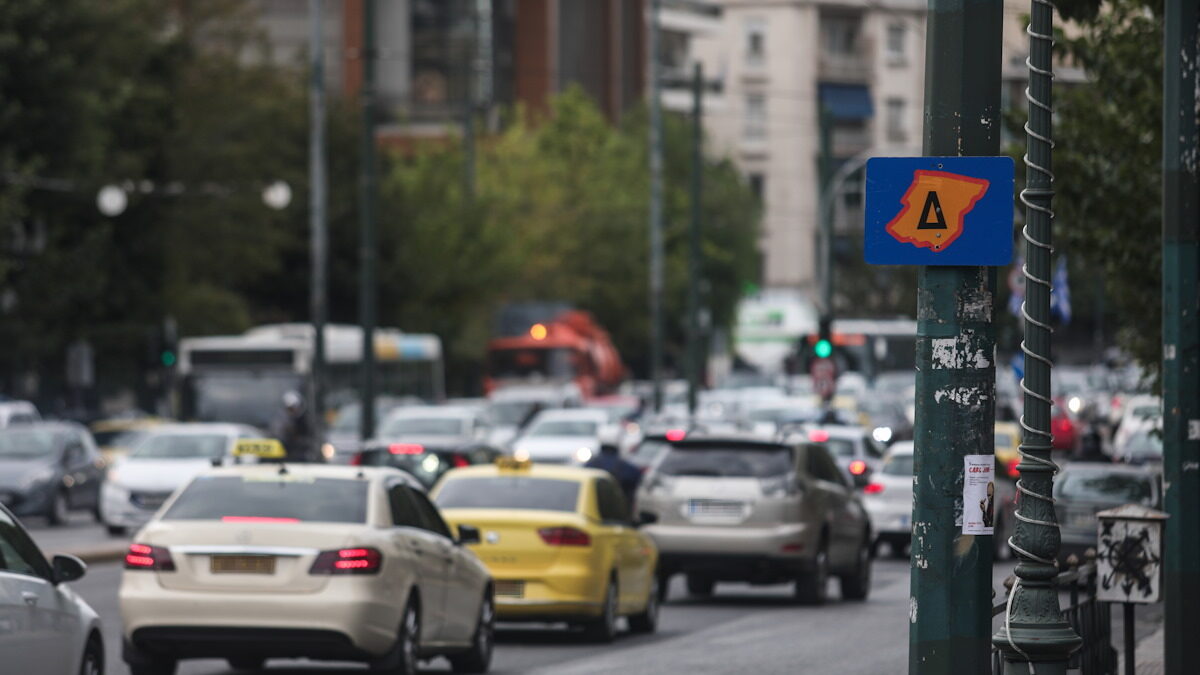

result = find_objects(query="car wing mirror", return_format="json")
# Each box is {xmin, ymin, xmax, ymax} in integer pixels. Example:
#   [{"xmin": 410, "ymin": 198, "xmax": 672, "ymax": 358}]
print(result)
[
  {"xmin": 51, "ymin": 554, "xmax": 87, "ymax": 585},
  {"xmin": 456, "ymin": 524, "xmax": 481, "ymax": 546},
  {"xmin": 636, "ymin": 511, "xmax": 659, "ymax": 527}
]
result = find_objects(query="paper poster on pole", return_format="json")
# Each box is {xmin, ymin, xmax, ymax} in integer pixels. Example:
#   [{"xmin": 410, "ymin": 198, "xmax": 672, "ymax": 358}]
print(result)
[{"xmin": 962, "ymin": 454, "xmax": 995, "ymax": 535}]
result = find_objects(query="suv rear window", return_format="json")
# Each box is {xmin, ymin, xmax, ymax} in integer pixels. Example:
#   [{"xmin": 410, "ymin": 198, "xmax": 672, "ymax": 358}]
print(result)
[
  {"xmin": 163, "ymin": 476, "xmax": 369, "ymax": 523},
  {"xmin": 435, "ymin": 477, "xmax": 580, "ymax": 512},
  {"xmin": 658, "ymin": 444, "xmax": 793, "ymax": 478}
]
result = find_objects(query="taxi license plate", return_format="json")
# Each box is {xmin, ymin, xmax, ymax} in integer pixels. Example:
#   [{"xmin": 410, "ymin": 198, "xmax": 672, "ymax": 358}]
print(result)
[
  {"xmin": 495, "ymin": 580, "xmax": 525, "ymax": 598},
  {"xmin": 210, "ymin": 555, "xmax": 276, "ymax": 575}
]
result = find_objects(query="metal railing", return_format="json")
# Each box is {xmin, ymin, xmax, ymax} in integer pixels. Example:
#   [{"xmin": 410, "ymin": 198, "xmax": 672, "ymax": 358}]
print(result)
[{"xmin": 991, "ymin": 551, "xmax": 1118, "ymax": 674}]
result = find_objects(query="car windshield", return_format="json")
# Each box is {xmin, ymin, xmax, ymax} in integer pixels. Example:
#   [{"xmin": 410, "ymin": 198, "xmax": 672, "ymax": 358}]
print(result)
[
  {"xmin": 436, "ymin": 477, "xmax": 580, "ymax": 511},
  {"xmin": 1131, "ymin": 405, "xmax": 1159, "ymax": 419},
  {"xmin": 629, "ymin": 439, "xmax": 671, "ymax": 467},
  {"xmin": 379, "ymin": 417, "xmax": 464, "ymax": 437},
  {"xmin": 130, "ymin": 433, "xmax": 228, "ymax": 460},
  {"xmin": 657, "ymin": 445, "xmax": 793, "ymax": 478},
  {"xmin": 0, "ymin": 429, "xmax": 58, "ymax": 459},
  {"xmin": 825, "ymin": 438, "xmax": 856, "ymax": 457},
  {"xmin": 164, "ymin": 476, "xmax": 368, "ymax": 523},
  {"xmin": 527, "ymin": 420, "xmax": 598, "ymax": 437},
  {"xmin": 1057, "ymin": 472, "xmax": 1155, "ymax": 504},
  {"xmin": 882, "ymin": 453, "xmax": 914, "ymax": 476},
  {"xmin": 361, "ymin": 451, "xmax": 453, "ymax": 488},
  {"xmin": 487, "ymin": 401, "xmax": 539, "ymax": 426}
]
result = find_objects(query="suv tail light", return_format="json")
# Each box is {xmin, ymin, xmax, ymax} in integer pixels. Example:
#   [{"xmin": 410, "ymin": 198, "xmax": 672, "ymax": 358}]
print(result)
[
  {"xmin": 538, "ymin": 527, "xmax": 591, "ymax": 546},
  {"xmin": 863, "ymin": 482, "xmax": 885, "ymax": 495},
  {"xmin": 848, "ymin": 460, "xmax": 868, "ymax": 476},
  {"xmin": 309, "ymin": 547, "xmax": 383, "ymax": 575},
  {"xmin": 125, "ymin": 543, "xmax": 175, "ymax": 571}
]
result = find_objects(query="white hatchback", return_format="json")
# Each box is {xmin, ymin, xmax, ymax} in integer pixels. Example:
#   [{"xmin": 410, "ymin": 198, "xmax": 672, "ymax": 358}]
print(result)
[
  {"xmin": 0, "ymin": 504, "xmax": 103, "ymax": 675},
  {"xmin": 862, "ymin": 441, "xmax": 914, "ymax": 557},
  {"xmin": 119, "ymin": 463, "xmax": 494, "ymax": 675}
]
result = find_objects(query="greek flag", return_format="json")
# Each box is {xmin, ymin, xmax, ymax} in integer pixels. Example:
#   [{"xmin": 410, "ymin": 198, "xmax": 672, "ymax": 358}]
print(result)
[{"xmin": 1050, "ymin": 256, "xmax": 1071, "ymax": 324}]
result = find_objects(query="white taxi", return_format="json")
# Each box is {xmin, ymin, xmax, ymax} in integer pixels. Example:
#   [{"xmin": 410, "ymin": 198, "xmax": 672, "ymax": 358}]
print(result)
[{"xmin": 119, "ymin": 458, "xmax": 494, "ymax": 675}]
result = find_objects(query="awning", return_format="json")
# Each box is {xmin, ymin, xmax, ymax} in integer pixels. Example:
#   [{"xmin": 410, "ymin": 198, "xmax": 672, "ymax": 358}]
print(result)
[{"xmin": 819, "ymin": 83, "xmax": 873, "ymax": 120}]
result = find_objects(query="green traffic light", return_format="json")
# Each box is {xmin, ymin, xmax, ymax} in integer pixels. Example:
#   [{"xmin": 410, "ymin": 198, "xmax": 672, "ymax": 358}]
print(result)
[
  {"xmin": 814, "ymin": 339, "xmax": 833, "ymax": 359},
  {"xmin": 161, "ymin": 350, "xmax": 176, "ymax": 367}
]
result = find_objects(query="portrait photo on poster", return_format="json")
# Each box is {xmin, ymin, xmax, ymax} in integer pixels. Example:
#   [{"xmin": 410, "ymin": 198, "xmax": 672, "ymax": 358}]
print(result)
[{"xmin": 962, "ymin": 454, "xmax": 995, "ymax": 535}]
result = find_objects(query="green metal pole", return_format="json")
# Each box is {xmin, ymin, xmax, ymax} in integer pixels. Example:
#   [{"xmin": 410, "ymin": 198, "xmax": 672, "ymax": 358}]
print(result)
[
  {"xmin": 358, "ymin": 0, "xmax": 377, "ymax": 441},
  {"xmin": 648, "ymin": 0, "xmax": 665, "ymax": 413},
  {"xmin": 1162, "ymin": 1, "xmax": 1200, "ymax": 672},
  {"xmin": 991, "ymin": 0, "xmax": 1081, "ymax": 669},
  {"xmin": 686, "ymin": 63, "xmax": 702, "ymax": 416},
  {"xmin": 818, "ymin": 107, "xmax": 833, "ymax": 327},
  {"xmin": 909, "ymin": 0, "xmax": 1001, "ymax": 672}
]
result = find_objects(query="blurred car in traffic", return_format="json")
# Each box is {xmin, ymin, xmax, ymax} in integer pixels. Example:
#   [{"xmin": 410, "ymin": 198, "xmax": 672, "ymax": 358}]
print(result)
[
  {"xmin": 324, "ymin": 395, "xmax": 420, "ymax": 463},
  {"xmin": 354, "ymin": 441, "xmax": 504, "ymax": 489},
  {"xmin": 1054, "ymin": 463, "xmax": 1161, "ymax": 562},
  {"xmin": 994, "ymin": 421, "xmax": 1022, "ymax": 480},
  {"xmin": 90, "ymin": 416, "xmax": 168, "ymax": 466},
  {"xmin": 1113, "ymin": 395, "xmax": 1161, "ymax": 451},
  {"xmin": 1112, "ymin": 426, "xmax": 1163, "ymax": 465},
  {"xmin": 510, "ymin": 408, "xmax": 608, "ymax": 465},
  {"xmin": 434, "ymin": 459, "xmax": 659, "ymax": 642},
  {"xmin": 101, "ymin": 423, "xmax": 266, "ymax": 535},
  {"xmin": 0, "ymin": 503, "xmax": 102, "ymax": 675},
  {"xmin": 637, "ymin": 435, "xmax": 872, "ymax": 604},
  {"xmin": 862, "ymin": 441, "xmax": 913, "ymax": 557},
  {"xmin": 0, "ymin": 400, "xmax": 40, "ymax": 428},
  {"xmin": 373, "ymin": 405, "xmax": 492, "ymax": 452},
  {"xmin": 798, "ymin": 425, "xmax": 885, "ymax": 485},
  {"xmin": 484, "ymin": 384, "xmax": 579, "ymax": 448},
  {"xmin": 0, "ymin": 423, "xmax": 105, "ymax": 526},
  {"xmin": 120, "ymin": 462, "xmax": 494, "ymax": 675}
]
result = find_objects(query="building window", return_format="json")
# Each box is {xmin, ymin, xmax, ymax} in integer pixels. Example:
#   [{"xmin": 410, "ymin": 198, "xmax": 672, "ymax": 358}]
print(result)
[
  {"xmin": 748, "ymin": 173, "xmax": 765, "ymax": 202},
  {"xmin": 821, "ymin": 15, "xmax": 860, "ymax": 57},
  {"xmin": 744, "ymin": 93, "xmax": 767, "ymax": 138},
  {"xmin": 745, "ymin": 18, "xmax": 766, "ymax": 66},
  {"xmin": 886, "ymin": 23, "xmax": 906, "ymax": 63},
  {"xmin": 886, "ymin": 98, "xmax": 906, "ymax": 141}
]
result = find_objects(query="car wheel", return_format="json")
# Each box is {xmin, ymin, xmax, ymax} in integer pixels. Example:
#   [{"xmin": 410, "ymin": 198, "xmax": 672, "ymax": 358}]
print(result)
[
  {"xmin": 371, "ymin": 597, "xmax": 421, "ymax": 674},
  {"xmin": 583, "ymin": 577, "xmax": 618, "ymax": 643},
  {"xmin": 794, "ymin": 542, "xmax": 829, "ymax": 605},
  {"xmin": 449, "ymin": 592, "xmax": 494, "ymax": 674},
  {"xmin": 80, "ymin": 635, "xmax": 103, "ymax": 675},
  {"xmin": 839, "ymin": 537, "xmax": 872, "ymax": 601},
  {"xmin": 128, "ymin": 662, "xmax": 177, "ymax": 675},
  {"xmin": 685, "ymin": 574, "xmax": 715, "ymax": 597},
  {"xmin": 627, "ymin": 574, "xmax": 660, "ymax": 634},
  {"xmin": 47, "ymin": 490, "xmax": 68, "ymax": 526},
  {"xmin": 226, "ymin": 657, "xmax": 266, "ymax": 671}
]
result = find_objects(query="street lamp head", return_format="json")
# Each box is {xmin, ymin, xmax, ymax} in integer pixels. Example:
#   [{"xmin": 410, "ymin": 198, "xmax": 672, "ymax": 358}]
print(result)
[
  {"xmin": 96, "ymin": 185, "xmax": 128, "ymax": 216},
  {"xmin": 262, "ymin": 180, "xmax": 292, "ymax": 210}
]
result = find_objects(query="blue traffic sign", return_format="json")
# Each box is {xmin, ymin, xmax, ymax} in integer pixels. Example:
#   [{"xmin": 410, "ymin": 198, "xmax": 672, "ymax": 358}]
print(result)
[{"xmin": 864, "ymin": 156, "xmax": 1014, "ymax": 266}]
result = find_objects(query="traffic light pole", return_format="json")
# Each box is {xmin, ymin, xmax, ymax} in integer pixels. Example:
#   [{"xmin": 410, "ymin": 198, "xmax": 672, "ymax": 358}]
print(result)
[
  {"xmin": 648, "ymin": 0, "xmax": 665, "ymax": 413},
  {"xmin": 309, "ymin": 0, "xmax": 328, "ymax": 459},
  {"xmin": 686, "ymin": 63, "xmax": 703, "ymax": 416},
  {"xmin": 358, "ymin": 0, "xmax": 378, "ymax": 441},
  {"xmin": 909, "ymin": 0, "xmax": 1001, "ymax": 671},
  {"xmin": 1161, "ymin": 1, "xmax": 1200, "ymax": 671}
]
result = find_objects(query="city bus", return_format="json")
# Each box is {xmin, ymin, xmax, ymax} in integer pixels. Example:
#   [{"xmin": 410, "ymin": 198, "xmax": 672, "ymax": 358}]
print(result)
[{"xmin": 176, "ymin": 323, "xmax": 444, "ymax": 428}]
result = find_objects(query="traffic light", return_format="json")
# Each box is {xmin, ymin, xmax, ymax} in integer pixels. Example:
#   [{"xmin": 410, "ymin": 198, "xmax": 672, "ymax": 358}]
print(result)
[
  {"xmin": 815, "ymin": 316, "xmax": 833, "ymax": 359},
  {"xmin": 160, "ymin": 349, "xmax": 177, "ymax": 367}
]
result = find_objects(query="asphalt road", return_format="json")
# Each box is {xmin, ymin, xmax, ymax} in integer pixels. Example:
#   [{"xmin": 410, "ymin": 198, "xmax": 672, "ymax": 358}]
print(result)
[{"xmin": 74, "ymin": 555, "xmax": 929, "ymax": 675}]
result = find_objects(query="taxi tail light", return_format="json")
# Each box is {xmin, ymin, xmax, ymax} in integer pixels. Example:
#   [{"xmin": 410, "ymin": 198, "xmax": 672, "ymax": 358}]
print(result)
[
  {"xmin": 863, "ymin": 482, "xmax": 885, "ymax": 495},
  {"xmin": 124, "ymin": 543, "xmax": 175, "ymax": 571},
  {"xmin": 389, "ymin": 443, "xmax": 424, "ymax": 455},
  {"xmin": 309, "ymin": 547, "xmax": 383, "ymax": 575},
  {"xmin": 537, "ymin": 527, "xmax": 591, "ymax": 547}
]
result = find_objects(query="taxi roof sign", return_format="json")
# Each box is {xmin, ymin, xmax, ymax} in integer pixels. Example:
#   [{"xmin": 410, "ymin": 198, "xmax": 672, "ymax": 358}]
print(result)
[
  {"xmin": 864, "ymin": 156, "xmax": 1014, "ymax": 266},
  {"xmin": 233, "ymin": 439, "xmax": 287, "ymax": 459},
  {"xmin": 495, "ymin": 456, "xmax": 533, "ymax": 471}
]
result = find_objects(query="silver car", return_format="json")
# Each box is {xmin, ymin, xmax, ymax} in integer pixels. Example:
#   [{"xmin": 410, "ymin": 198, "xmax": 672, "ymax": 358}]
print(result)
[{"xmin": 637, "ymin": 435, "xmax": 872, "ymax": 605}]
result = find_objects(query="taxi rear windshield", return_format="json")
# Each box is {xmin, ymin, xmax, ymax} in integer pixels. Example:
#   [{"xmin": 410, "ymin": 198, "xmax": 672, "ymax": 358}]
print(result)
[
  {"xmin": 163, "ymin": 476, "xmax": 369, "ymax": 523},
  {"xmin": 436, "ymin": 477, "xmax": 579, "ymax": 512}
]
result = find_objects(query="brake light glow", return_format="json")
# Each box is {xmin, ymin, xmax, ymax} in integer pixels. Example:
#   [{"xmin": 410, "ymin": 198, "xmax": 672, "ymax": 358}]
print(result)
[
  {"xmin": 220, "ymin": 516, "xmax": 300, "ymax": 523},
  {"xmin": 863, "ymin": 482, "xmax": 885, "ymax": 494},
  {"xmin": 1006, "ymin": 458, "xmax": 1021, "ymax": 479},
  {"xmin": 350, "ymin": 453, "xmax": 363, "ymax": 466},
  {"xmin": 809, "ymin": 430, "xmax": 830, "ymax": 442},
  {"xmin": 781, "ymin": 542, "xmax": 805, "ymax": 553},
  {"xmin": 452, "ymin": 454, "xmax": 469, "ymax": 468},
  {"xmin": 538, "ymin": 527, "xmax": 591, "ymax": 546},
  {"xmin": 389, "ymin": 443, "xmax": 424, "ymax": 455},
  {"xmin": 124, "ymin": 543, "xmax": 175, "ymax": 571},
  {"xmin": 849, "ymin": 459, "xmax": 868, "ymax": 476},
  {"xmin": 309, "ymin": 547, "xmax": 383, "ymax": 575},
  {"xmin": 1053, "ymin": 418, "xmax": 1073, "ymax": 434},
  {"xmin": 665, "ymin": 429, "xmax": 686, "ymax": 442}
]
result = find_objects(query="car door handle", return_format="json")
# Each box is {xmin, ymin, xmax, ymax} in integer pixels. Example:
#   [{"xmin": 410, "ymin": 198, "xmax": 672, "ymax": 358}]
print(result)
[{"xmin": 21, "ymin": 592, "xmax": 37, "ymax": 606}]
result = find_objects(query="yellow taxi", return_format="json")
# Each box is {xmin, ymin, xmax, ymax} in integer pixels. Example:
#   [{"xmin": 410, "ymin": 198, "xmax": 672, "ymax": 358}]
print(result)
[
  {"xmin": 90, "ymin": 417, "xmax": 167, "ymax": 465},
  {"xmin": 432, "ymin": 459, "xmax": 659, "ymax": 642},
  {"xmin": 994, "ymin": 421, "xmax": 1022, "ymax": 479}
]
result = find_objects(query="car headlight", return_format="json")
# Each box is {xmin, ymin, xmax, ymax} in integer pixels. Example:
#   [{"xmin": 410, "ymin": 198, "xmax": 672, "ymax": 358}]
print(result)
[
  {"xmin": 19, "ymin": 467, "xmax": 57, "ymax": 490},
  {"xmin": 321, "ymin": 443, "xmax": 336, "ymax": 460},
  {"xmin": 872, "ymin": 426, "xmax": 894, "ymax": 443},
  {"xmin": 513, "ymin": 448, "xmax": 531, "ymax": 461},
  {"xmin": 574, "ymin": 447, "xmax": 593, "ymax": 463}
]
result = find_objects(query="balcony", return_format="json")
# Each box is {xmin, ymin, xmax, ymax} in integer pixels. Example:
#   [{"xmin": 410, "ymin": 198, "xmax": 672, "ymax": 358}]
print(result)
[{"xmin": 819, "ymin": 49, "xmax": 872, "ymax": 83}]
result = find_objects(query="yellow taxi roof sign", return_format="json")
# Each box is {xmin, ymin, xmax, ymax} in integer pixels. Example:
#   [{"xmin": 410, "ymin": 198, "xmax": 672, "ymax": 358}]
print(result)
[
  {"xmin": 495, "ymin": 456, "xmax": 533, "ymax": 471},
  {"xmin": 234, "ymin": 439, "xmax": 287, "ymax": 459}
]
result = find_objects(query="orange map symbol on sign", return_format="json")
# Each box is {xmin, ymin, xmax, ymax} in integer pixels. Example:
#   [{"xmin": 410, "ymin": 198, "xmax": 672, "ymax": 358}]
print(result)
[{"xmin": 885, "ymin": 170, "xmax": 990, "ymax": 251}]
